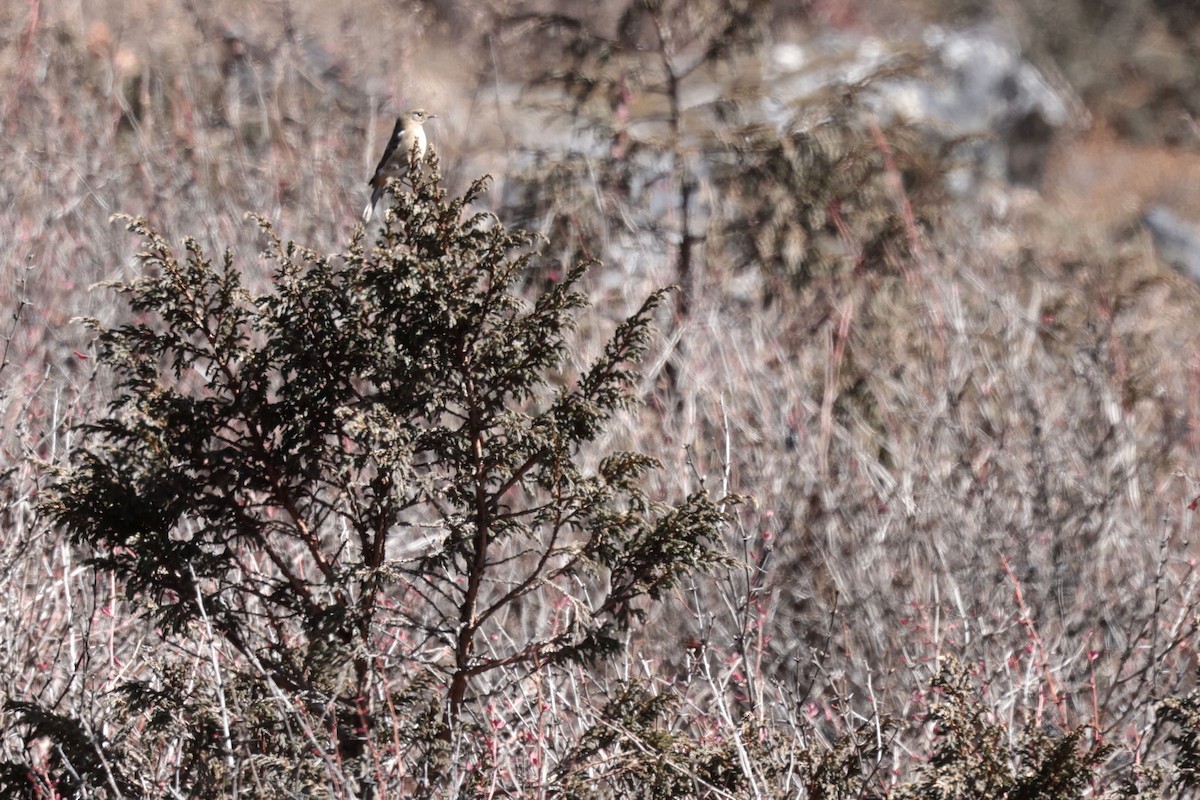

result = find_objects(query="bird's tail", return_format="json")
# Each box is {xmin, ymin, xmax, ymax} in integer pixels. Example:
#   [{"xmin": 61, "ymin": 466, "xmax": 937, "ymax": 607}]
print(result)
[{"xmin": 362, "ymin": 185, "xmax": 387, "ymax": 223}]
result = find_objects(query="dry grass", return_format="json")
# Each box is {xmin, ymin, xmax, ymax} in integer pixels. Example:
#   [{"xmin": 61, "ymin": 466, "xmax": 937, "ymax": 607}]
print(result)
[{"xmin": 6, "ymin": 0, "xmax": 1200, "ymax": 796}]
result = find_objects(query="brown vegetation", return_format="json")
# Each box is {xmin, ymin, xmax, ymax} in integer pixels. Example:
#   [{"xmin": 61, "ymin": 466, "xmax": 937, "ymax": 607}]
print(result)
[{"xmin": 5, "ymin": 0, "xmax": 1200, "ymax": 797}]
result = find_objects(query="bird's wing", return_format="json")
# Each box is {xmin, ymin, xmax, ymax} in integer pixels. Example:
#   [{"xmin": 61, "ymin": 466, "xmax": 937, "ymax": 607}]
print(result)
[{"xmin": 368, "ymin": 118, "xmax": 407, "ymax": 185}]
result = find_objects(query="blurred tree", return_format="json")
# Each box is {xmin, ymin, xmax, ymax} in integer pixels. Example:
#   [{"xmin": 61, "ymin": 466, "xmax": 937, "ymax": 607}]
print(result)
[
  {"xmin": 496, "ymin": 0, "xmax": 950, "ymax": 314},
  {"xmin": 500, "ymin": 0, "xmax": 772, "ymax": 313}
]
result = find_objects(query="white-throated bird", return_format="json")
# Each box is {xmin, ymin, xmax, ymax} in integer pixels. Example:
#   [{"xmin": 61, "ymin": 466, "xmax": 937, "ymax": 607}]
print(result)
[{"xmin": 362, "ymin": 108, "xmax": 436, "ymax": 222}]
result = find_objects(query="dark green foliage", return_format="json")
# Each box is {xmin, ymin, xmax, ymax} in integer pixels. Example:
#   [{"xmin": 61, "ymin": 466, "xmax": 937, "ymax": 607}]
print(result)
[
  {"xmin": 552, "ymin": 683, "xmax": 764, "ymax": 798},
  {"xmin": 896, "ymin": 660, "xmax": 1014, "ymax": 799},
  {"xmin": 798, "ymin": 717, "xmax": 892, "ymax": 800},
  {"xmin": 895, "ymin": 658, "xmax": 1110, "ymax": 800},
  {"xmin": 30, "ymin": 156, "xmax": 726, "ymax": 796},
  {"xmin": 1158, "ymin": 679, "xmax": 1200, "ymax": 790},
  {"xmin": 715, "ymin": 103, "xmax": 953, "ymax": 287},
  {"xmin": 0, "ymin": 702, "xmax": 136, "ymax": 799},
  {"xmin": 112, "ymin": 661, "xmax": 427, "ymax": 798}
]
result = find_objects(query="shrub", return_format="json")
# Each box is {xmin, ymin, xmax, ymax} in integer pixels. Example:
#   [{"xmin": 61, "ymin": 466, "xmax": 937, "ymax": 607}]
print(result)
[{"xmin": 17, "ymin": 157, "xmax": 727, "ymax": 797}]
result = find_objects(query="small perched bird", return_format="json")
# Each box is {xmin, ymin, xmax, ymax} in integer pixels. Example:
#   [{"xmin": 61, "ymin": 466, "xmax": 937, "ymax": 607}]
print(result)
[{"xmin": 362, "ymin": 108, "xmax": 436, "ymax": 222}]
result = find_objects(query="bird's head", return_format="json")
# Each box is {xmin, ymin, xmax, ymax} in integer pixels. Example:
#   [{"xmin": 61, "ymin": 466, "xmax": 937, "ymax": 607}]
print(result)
[{"xmin": 407, "ymin": 108, "xmax": 436, "ymax": 125}]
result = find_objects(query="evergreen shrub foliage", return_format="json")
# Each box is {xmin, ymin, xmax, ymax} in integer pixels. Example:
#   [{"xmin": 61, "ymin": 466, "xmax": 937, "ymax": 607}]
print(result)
[{"xmin": 36, "ymin": 158, "xmax": 726, "ymax": 796}]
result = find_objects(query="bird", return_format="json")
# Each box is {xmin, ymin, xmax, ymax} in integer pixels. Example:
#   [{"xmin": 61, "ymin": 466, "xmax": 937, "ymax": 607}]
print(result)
[{"xmin": 362, "ymin": 108, "xmax": 436, "ymax": 222}]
